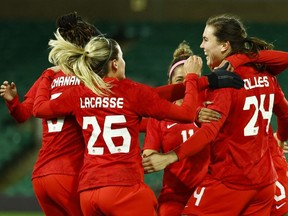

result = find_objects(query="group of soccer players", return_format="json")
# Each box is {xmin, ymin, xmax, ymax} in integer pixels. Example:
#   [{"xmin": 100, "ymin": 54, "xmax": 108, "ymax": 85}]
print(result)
[{"xmin": 1, "ymin": 12, "xmax": 288, "ymax": 216}]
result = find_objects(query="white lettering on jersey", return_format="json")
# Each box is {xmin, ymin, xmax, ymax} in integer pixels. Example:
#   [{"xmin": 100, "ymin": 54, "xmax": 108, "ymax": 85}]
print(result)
[
  {"xmin": 275, "ymin": 181, "xmax": 286, "ymax": 202},
  {"xmin": 83, "ymin": 115, "xmax": 131, "ymax": 155},
  {"xmin": 80, "ymin": 97, "xmax": 124, "ymax": 109},
  {"xmin": 243, "ymin": 76, "xmax": 269, "ymax": 90},
  {"xmin": 47, "ymin": 93, "xmax": 65, "ymax": 132},
  {"xmin": 51, "ymin": 76, "xmax": 81, "ymax": 89},
  {"xmin": 243, "ymin": 93, "xmax": 274, "ymax": 136},
  {"xmin": 194, "ymin": 187, "xmax": 205, "ymax": 206}
]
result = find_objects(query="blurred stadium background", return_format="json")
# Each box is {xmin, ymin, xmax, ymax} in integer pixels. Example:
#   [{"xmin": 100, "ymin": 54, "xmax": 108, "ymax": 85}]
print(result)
[{"xmin": 0, "ymin": 0, "xmax": 288, "ymax": 215}]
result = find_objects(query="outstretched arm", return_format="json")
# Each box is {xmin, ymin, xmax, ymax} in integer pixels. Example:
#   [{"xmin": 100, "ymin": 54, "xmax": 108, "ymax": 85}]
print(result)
[
  {"xmin": 226, "ymin": 50, "xmax": 288, "ymax": 75},
  {"xmin": 154, "ymin": 63, "xmax": 243, "ymax": 103}
]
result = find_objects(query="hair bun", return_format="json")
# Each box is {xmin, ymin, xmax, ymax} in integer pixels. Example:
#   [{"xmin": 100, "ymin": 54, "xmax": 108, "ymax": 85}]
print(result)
[
  {"xmin": 56, "ymin": 12, "xmax": 81, "ymax": 30},
  {"xmin": 173, "ymin": 40, "xmax": 193, "ymax": 59}
]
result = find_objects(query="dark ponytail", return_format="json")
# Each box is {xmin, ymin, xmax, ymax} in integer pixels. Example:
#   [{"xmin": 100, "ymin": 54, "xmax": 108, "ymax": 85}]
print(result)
[{"xmin": 56, "ymin": 12, "xmax": 102, "ymax": 47}]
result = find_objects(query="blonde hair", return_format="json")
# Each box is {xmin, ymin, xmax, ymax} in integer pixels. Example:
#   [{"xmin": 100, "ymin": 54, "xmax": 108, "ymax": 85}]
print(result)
[{"xmin": 48, "ymin": 30, "xmax": 114, "ymax": 96}]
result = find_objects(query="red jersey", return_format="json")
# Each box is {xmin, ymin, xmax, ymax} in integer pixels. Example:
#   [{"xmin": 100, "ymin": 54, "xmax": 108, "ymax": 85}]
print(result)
[
  {"xmin": 143, "ymin": 118, "xmax": 209, "ymax": 196},
  {"xmin": 5, "ymin": 69, "xmax": 85, "ymax": 179},
  {"xmin": 32, "ymin": 70, "xmax": 85, "ymax": 178},
  {"xmin": 227, "ymin": 50, "xmax": 288, "ymax": 141},
  {"xmin": 175, "ymin": 66, "xmax": 288, "ymax": 190},
  {"xmin": 33, "ymin": 73, "xmax": 199, "ymax": 192}
]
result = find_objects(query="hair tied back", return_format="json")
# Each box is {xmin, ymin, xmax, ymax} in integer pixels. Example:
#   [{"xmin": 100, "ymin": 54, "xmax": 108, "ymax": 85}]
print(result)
[{"xmin": 56, "ymin": 12, "xmax": 79, "ymax": 30}]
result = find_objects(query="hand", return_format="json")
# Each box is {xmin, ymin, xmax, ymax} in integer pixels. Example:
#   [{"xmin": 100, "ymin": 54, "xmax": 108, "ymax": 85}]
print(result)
[
  {"xmin": 206, "ymin": 62, "xmax": 244, "ymax": 89},
  {"xmin": 198, "ymin": 106, "xmax": 221, "ymax": 123},
  {"xmin": 142, "ymin": 149, "xmax": 158, "ymax": 158},
  {"xmin": 142, "ymin": 151, "xmax": 178, "ymax": 173},
  {"xmin": 183, "ymin": 55, "xmax": 202, "ymax": 77},
  {"xmin": 0, "ymin": 81, "xmax": 17, "ymax": 101}
]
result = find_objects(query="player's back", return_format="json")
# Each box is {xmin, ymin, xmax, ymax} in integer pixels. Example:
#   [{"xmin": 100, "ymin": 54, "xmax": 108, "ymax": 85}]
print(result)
[
  {"xmin": 32, "ymin": 70, "xmax": 85, "ymax": 178},
  {"xmin": 207, "ymin": 65, "xmax": 278, "ymax": 190},
  {"xmin": 75, "ymin": 78, "xmax": 168, "ymax": 192},
  {"xmin": 33, "ymin": 73, "xmax": 197, "ymax": 192}
]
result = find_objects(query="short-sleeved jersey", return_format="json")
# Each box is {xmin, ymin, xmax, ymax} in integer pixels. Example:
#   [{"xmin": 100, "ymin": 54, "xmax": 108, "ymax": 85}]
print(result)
[
  {"xmin": 175, "ymin": 65, "xmax": 288, "ymax": 190},
  {"xmin": 33, "ymin": 74, "xmax": 199, "ymax": 192},
  {"xmin": 143, "ymin": 118, "xmax": 209, "ymax": 197}
]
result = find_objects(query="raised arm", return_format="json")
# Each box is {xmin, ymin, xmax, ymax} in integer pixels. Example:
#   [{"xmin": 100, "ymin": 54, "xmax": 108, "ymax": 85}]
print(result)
[
  {"xmin": 0, "ymin": 79, "xmax": 41, "ymax": 123},
  {"xmin": 226, "ymin": 50, "xmax": 288, "ymax": 75},
  {"xmin": 33, "ymin": 70, "xmax": 75, "ymax": 119}
]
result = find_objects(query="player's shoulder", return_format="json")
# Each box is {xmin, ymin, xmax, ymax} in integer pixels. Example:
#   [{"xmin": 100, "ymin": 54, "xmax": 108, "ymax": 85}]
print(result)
[
  {"xmin": 120, "ymin": 78, "xmax": 147, "ymax": 88},
  {"xmin": 119, "ymin": 78, "xmax": 153, "ymax": 91},
  {"xmin": 47, "ymin": 66, "xmax": 61, "ymax": 72},
  {"xmin": 39, "ymin": 68, "xmax": 63, "ymax": 79}
]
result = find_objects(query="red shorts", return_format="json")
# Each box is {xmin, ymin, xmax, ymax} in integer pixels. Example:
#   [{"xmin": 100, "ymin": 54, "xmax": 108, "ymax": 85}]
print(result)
[
  {"xmin": 182, "ymin": 178, "xmax": 275, "ymax": 216},
  {"xmin": 271, "ymin": 155, "xmax": 288, "ymax": 216},
  {"xmin": 32, "ymin": 174, "xmax": 82, "ymax": 216},
  {"xmin": 80, "ymin": 183, "xmax": 157, "ymax": 216}
]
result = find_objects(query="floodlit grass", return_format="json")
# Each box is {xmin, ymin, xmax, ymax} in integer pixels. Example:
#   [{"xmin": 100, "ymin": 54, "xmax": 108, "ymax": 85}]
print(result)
[{"xmin": 0, "ymin": 212, "xmax": 44, "ymax": 216}]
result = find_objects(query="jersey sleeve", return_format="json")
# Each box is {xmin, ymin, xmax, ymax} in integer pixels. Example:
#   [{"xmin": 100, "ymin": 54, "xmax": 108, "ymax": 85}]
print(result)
[
  {"xmin": 5, "ymin": 95, "xmax": 33, "ymax": 123},
  {"xmin": 5, "ymin": 75, "xmax": 43, "ymax": 123},
  {"xmin": 174, "ymin": 88, "xmax": 231, "ymax": 160},
  {"xmin": 154, "ymin": 83, "xmax": 185, "ymax": 102},
  {"xmin": 143, "ymin": 118, "xmax": 162, "ymax": 151},
  {"xmin": 133, "ymin": 73, "xmax": 199, "ymax": 123},
  {"xmin": 139, "ymin": 118, "xmax": 148, "ymax": 132},
  {"xmin": 174, "ymin": 119, "xmax": 224, "ymax": 160},
  {"xmin": 33, "ymin": 71, "xmax": 75, "ymax": 118},
  {"xmin": 154, "ymin": 77, "xmax": 209, "ymax": 102},
  {"xmin": 226, "ymin": 50, "xmax": 288, "ymax": 75}
]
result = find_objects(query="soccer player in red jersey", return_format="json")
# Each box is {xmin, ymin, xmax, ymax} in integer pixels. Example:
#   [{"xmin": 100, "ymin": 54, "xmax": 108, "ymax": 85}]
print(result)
[
  {"xmin": 225, "ymin": 42, "xmax": 288, "ymax": 216},
  {"xmin": 32, "ymin": 30, "xmax": 205, "ymax": 215},
  {"xmin": 0, "ymin": 12, "xmax": 101, "ymax": 216},
  {"xmin": 224, "ymin": 42, "xmax": 288, "ymax": 216},
  {"xmin": 32, "ymin": 25, "xmax": 246, "ymax": 214},
  {"xmin": 143, "ymin": 14, "xmax": 288, "ymax": 216},
  {"xmin": 143, "ymin": 41, "xmax": 220, "ymax": 216}
]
